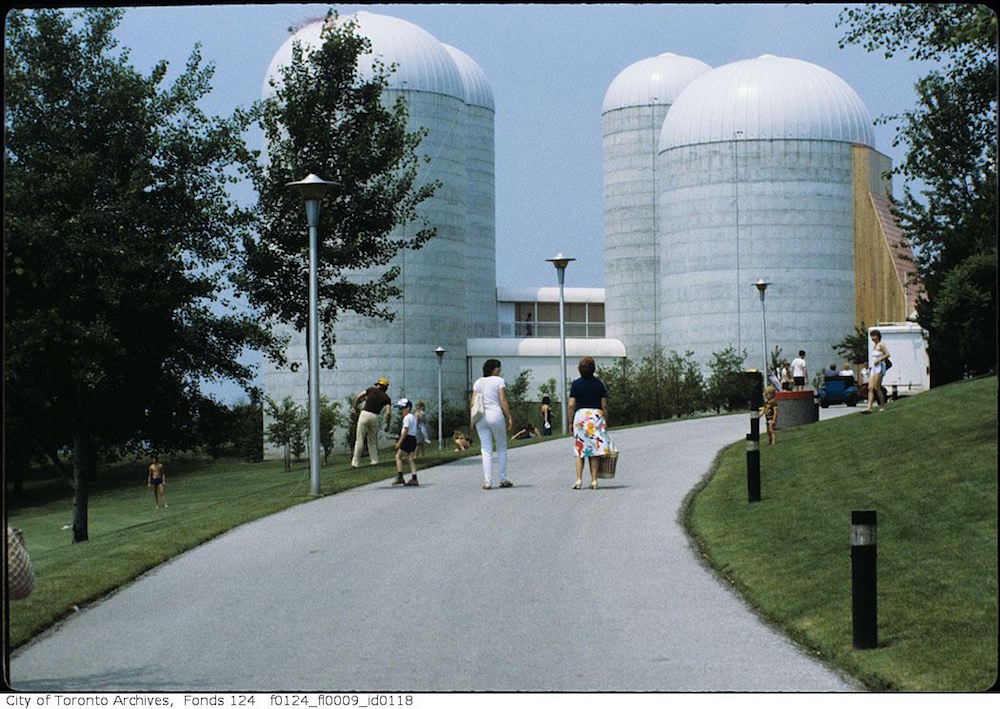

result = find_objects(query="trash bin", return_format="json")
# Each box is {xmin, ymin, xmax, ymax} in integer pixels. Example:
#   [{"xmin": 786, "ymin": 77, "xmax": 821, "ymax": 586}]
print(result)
[{"xmin": 774, "ymin": 389, "xmax": 819, "ymax": 429}]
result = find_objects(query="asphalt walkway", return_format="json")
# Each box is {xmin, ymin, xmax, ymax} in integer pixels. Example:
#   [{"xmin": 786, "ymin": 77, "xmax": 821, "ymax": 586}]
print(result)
[{"xmin": 11, "ymin": 410, "xmax": 861, "ymax": 691}]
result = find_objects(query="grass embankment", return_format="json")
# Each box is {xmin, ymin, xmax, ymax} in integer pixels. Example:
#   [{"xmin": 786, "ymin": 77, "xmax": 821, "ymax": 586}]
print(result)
[
  {"xmin": 685, "ymin": 375, "xmax": 998, "ymax": 691},
  {"xmin": 5, "ymin": 439, "xmax": 522, "ymax": 650}
]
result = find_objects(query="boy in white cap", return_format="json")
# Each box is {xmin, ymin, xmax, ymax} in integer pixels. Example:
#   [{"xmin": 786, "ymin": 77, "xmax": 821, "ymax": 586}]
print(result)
[{"xmin": 393, "ymin": 399, "xmax": 419, "ymax": 486}]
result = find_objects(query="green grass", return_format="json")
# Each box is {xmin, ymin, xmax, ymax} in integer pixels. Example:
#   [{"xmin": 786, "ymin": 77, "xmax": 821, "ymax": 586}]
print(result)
[
  {"xmin": 5, "ymin": 442, "xmax": 510, "ymax": 650},
  {"xmin": 684, "ymin": 375, "xmax": 998, "ymax": 691}
]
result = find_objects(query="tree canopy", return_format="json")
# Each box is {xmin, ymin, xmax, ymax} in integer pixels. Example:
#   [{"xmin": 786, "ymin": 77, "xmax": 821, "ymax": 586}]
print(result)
[
  {"xmin": 4, "ymin": 8, "xmax": 274, "ymax": 540},
  {"xmin": 237, "ymin": 10, "xmax": 438, "ymax": 369},
  {"xmin": 838, "ymin": 4, "xmax": 998, "ymax": 382}
]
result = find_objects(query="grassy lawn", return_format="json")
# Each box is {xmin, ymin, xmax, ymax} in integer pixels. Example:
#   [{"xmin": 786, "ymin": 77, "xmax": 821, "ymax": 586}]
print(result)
[
  {"xmin": 684, "ymin": 375, "xmax": 998, "ymax": 691},
  {"xmin": 5, "ymin": 441, "xmax": 508, "ymax": 650}
]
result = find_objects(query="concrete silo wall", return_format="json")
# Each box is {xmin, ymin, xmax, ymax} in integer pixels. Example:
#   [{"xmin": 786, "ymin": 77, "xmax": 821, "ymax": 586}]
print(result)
[
  {"xmin": 330, "ymin": 90, "xmax": 469, "ymax": 404},
  {"xmin": 602, "ymin": 103, "xmax": 671, "ymax": 359},
  {"xmin": 464, "ymin": 103, "xmax": 497, "ymax": 340},
  {"xmin": 261, "ymin": 90, "xmax": 470, "ymax": 458},
  {"xmin": 657, "ymin": 139, "xmax": 857, "ymax": 374}
]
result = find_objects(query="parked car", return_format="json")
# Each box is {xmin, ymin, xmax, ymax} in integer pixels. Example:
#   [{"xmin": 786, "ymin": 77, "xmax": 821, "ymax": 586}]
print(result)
[{"xmin": 818, "ymin": 375, "xmax": 859, "ymax": 407}]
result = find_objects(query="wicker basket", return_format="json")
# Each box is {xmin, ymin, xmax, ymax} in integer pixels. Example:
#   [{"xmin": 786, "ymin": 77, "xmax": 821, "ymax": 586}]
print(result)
[
  {"xmin": 597, "ymin": 449, "xmax": 619, "ymax": 479},
  {"xmin": 7, "ymin": 526, "xmax": 35, "ymax": 600}
]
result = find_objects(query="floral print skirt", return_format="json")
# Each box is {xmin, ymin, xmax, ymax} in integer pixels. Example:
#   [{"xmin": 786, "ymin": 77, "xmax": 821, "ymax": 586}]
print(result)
[{"xmin": 573, "ymin": 408, "xmax": 610, "ymax": 458}]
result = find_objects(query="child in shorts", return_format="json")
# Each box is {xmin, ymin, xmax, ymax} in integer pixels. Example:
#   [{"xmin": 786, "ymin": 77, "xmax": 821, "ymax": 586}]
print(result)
[
  {"xmin": 393, "ymin": 399, "xmax": 419, "ymax": 486},
  {"xmin": 760, "ymin": 385, "xmax": 778, "ymax": 446}
]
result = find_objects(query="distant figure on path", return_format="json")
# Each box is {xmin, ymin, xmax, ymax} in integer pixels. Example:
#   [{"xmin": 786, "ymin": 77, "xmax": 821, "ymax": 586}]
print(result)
[
  {"xmin": 863, "ymin": 329, "xmax": 891, "ymax": 414},
  {"xmin": 540, "ymin": 395, "xmax": 553, "ymax": 436},
  {"xmin": 568, "ymin": 356, "xmax": 610, "ymax": 490},
  {"xmin": 351, "ymin": 377, "xmax": 392, "ymax": 467},
  {"xmin": 414, "ymin": 400, "xmax": 431, "ymax": 459},
  {"xmin": 148, "ymin": 455, "xmax": 167, "ymax": 511},
  {"xmin": 392, "ymin": 399, "xmax": 419, "ymax": 486},
  {"xmin": 790, "ymin": 351, "xmax": 808, "ymax": 391},
  {"xmin": 471, "ymin": 358, "xmax": 513, "ymax": 489}
]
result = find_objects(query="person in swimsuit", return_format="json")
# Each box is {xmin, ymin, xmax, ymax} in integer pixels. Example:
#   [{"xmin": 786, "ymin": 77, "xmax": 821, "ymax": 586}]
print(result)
[{"xmin": 148, "ymin": 454, "xmax": 167, "ymax": 510}]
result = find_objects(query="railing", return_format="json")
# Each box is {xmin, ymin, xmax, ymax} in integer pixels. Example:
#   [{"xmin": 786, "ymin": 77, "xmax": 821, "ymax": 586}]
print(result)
[{"xmin": 509, "ymin": 321, "xmax": 605, "ymax": 338}]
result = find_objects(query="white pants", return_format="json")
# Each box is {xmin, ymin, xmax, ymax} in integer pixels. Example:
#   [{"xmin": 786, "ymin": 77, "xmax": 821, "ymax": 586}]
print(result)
[
  {"xmin": 475, "ymin": 409, "xmax": 508, "ymax": 485},
  {"xmin": 352, "ymin": 411, "xmax": 381, "ymax": 466}
]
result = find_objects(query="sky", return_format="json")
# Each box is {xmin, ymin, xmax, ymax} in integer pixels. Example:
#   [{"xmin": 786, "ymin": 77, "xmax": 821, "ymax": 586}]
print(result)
[{"xmin": 101, "ymin": 2, "xmax": 940, "ymax": 401}]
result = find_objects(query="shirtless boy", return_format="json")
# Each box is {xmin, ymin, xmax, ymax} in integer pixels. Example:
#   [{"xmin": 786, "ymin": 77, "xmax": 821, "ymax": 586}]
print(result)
[{"xmin": 148, "ymin": 455, "xmax": 167, "ymax": 510}]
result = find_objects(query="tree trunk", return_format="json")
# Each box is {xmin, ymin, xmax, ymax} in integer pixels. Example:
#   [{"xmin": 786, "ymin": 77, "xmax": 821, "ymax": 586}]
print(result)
[{"xmin": 72, "ymin": 433, "xmax": 94, "ymax": 544}]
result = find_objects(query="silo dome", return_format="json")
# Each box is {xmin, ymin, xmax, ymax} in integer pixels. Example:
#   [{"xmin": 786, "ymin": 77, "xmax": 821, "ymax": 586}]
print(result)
[
  {"xmin": 659, "ymin": 54, "xmax": 875, "ymax": 151},
  {"xmin": 261, "ymin": 12, "xmax": 487, "ymax": 458},
  {"xmin": 264, "ymin": 11, "xmax": 465, "ymax": 100},
  {"xmin": 602, "ymin": 52, "xmax": 712, "ymax": 113},
  {"xmin": 442, "ymin": 43, "xmax": 495, "ymax": 110},
  {"xmin": 601, "ymin": 52, "xmax": 711, "ymax": 358}
]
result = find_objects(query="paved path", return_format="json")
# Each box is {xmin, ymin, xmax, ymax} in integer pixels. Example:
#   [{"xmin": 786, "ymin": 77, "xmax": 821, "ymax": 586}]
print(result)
[{"xmin": 11, "ymin": 411, "xmax": 861, "ymax": 692}]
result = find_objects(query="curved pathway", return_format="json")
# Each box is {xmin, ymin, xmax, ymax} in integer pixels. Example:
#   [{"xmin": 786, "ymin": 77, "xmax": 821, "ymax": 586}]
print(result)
[{"xmin": 11, "ymin": 411, "xmax": 860, "ymax": 691}]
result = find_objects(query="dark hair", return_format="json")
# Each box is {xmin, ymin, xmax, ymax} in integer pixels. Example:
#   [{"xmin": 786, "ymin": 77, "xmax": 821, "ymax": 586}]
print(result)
[
  {"xmin": 870, "ymin": 329, "xmax": 881, "ymax": 340},
  {"xmin": 541, "ymin": 395, "xmax": 550, "ymax": 405},
  {"xmin": 578, "ymin": 356, "xmax": 596, "ymax": 377},
  {"xmin": 799, "ymin": 350, "xmax": 806, "ymax": 357},
  {"xmin": 483, "ymin": 358, "xmax": 501, "ymax": 377}
]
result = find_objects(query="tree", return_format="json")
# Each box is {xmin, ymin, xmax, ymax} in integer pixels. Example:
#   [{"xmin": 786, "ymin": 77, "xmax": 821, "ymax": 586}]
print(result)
[
  {"xmin": 265, "ymin": 396, "xmax": 308, "ymax": 472},
  {"xmin": 504, "ymin": 368, "xmax": 534, "ymax": 427},
  {"xmin": 237, "ymin": 10, "xmax": 438, "ymax": 369},
  {"xmin": 833, "ymin": 324, "xmax": 870, "ymax": 367},
  {"xmin": 838, "ymin": 5, "xmax": 998, "ymax": 382},
  {"xmin": 706, "ymin": 346, "xmax": 753, "ymax": 413},
  {"xmin": 4, "ymin": 9, "xmax": 274, "ymax": 542}
]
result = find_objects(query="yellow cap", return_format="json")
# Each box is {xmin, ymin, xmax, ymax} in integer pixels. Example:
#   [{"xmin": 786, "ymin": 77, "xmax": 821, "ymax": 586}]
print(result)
[{"xmin": 376, "ymin": 377, "xmax": 389, "ymax": 387}]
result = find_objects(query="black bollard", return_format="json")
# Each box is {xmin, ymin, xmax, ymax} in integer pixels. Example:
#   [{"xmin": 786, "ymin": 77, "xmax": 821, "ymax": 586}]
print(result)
[
  {"xmin": 744, "ymin": 370, "xmax": 763, "ymax": 503},
  {"xmin": 851, "ymin": 510, "xmax": 878, "ymax": 649}
]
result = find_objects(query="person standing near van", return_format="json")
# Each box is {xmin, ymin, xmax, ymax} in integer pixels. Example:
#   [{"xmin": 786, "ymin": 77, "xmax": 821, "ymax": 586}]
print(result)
[
  {"xmin": 351, "ymin": 377, "xmax": 391, "ymax": 467},
  {"xmin": 863, "ymin": 329, "xmax": 891, "ymax": 414},
  {"xmin": 790, "ymin": 351, "xmax": 808, "ymax": 391}
]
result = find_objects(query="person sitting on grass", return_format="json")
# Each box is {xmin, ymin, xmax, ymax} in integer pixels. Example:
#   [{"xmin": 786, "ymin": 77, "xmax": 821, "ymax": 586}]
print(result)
[
  {"xmin": 393, "ymin": 399, "xmax": 419, "ymax": 486},
  {"xmin": 453, "ymin": 430, "xmax": 472, "ymax": 451},
  {"xmin": 512, "ymin": 423, "xmax": 540, "ymax": 440}
]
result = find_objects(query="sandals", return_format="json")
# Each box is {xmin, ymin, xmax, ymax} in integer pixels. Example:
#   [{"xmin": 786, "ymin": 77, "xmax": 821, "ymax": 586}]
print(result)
[
  {"xmin": 572, "ymin": 481, "xmax": 582, "ymax": 490},
  {"xmin": 591, "ymin": 480, "xmax": 598, "ymax": 490}
]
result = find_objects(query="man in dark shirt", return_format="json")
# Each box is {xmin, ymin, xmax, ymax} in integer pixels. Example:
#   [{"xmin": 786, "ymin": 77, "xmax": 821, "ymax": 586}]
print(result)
[{"xmin": 351, "ymin": 377, "xmax": 392, "ymax": 468}]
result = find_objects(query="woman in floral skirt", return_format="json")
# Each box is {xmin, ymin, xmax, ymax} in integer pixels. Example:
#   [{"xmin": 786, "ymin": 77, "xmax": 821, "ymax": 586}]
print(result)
[{"xmin": 567, "ymin": 356, "xmax": 610, "ymax": 490}]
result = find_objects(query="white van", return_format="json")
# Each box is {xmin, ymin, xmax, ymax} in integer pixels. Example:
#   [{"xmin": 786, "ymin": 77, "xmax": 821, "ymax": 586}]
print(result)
[{"xmin": 868, "ymin": 322, "xmax": 931, "ymax": 395}]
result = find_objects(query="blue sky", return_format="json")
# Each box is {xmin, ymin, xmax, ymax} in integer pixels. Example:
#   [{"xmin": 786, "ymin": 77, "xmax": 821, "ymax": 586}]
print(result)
[{"xmin": 105, "ymin": 3, "xmax": 938, "ymax": 401}]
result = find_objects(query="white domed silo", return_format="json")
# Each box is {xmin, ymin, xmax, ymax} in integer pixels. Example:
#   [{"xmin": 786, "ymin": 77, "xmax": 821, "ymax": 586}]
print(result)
[
  {"xmin": 602, "ymin": 53, "xmax": 711, "ymax": 358},
  {"xmin": 656, "ymin": 54, "xmax": 876, "ymax": 375},
  {"xmin": 261, "ymin": 12, "xmax": 473, "ymax": 439},
  {"xmin": 442, "ymin": 43, "xmax": 497, "ymax": 340}
]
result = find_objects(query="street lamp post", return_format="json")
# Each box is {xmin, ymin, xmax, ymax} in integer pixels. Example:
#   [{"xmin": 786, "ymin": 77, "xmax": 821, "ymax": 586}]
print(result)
[
  {"xmin": 754, "ymin": 279, "xmax": 771, "ymax": 379},
  {"xmin": 546, "ymin": 253, "xmax": 575, "ymax": 434},
  {"xmin": 288, "ymin": 173, "xmax": 336, "ymax": 496},
  {"xmin": 435, "ymin": 346, "xmax": 445, "ymax": 451}
]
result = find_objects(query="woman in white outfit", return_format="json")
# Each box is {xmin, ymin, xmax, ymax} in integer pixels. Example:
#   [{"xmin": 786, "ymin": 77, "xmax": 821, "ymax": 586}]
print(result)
[{"xmin": 471, "ymin": 358, "xmax": 513, "ymax": 489}]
